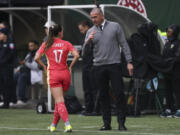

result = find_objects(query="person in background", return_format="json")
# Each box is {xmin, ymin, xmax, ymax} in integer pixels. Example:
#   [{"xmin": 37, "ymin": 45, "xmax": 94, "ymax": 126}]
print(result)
[
  {"xmin": 0, "ymin": 27, "xmax": 15, "ymax": 108},
  {"xmin": 0, "ymin": 21, "xmax": 16, "ymax": 105},
  {"xmin": 35, "ymin": 24, "xmax": 79, "ymax": 132},
  {"xmin": 78, "ymin": 21, "xmax": 90, "ymax": 36},
  {"xmin": 14, "ymin": 40, "xmax": 41, "ymax": 105},
  {"xmin": 78, "ymin": 20, "xmax": 100, "ymax": 115},
  {"xmin": 160, "ymin": 24, "xmax": 180, "ymax": 118},
  {"xmin": 82, "ymin": 8, "xmax": 133, "ymax": 131}
]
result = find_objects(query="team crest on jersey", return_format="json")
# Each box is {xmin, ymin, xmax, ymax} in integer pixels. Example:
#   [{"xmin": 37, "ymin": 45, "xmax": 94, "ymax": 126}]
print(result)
[{"xmin": 9, "ymin": 43, "xmax": 15, "ymax": 49}]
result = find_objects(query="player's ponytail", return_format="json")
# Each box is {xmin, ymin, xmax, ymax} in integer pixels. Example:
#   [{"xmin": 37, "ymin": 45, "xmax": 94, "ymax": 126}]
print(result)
[{"xmin": 45, "ymin": 24, "xmax": 62, "ymax": 50}]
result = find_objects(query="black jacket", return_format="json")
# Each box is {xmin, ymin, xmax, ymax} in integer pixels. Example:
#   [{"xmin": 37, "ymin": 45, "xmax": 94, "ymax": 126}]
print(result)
[
  {"xmin": 81, "ymin": 34, "xmax": 94, "ymax": 70},
  {"xmin": 123, "ymin": 22, "xmax": 161, "ymax": 79},
  {"xmin": 163, "ymin": 24, "xmax": 180, "ymax": 78},
  {"xmin": 82, "ymin": 43, "xmax": 93, "ymax": 69},
  {"xmin": 0, "ymin": 40, "xmax": 15, "ymax": 69}
]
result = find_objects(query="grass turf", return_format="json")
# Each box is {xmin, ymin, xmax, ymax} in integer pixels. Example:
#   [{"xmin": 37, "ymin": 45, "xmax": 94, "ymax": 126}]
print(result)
[{"xmin": 0, "ymin": 109, "xmax": 180, "ymax": 135}]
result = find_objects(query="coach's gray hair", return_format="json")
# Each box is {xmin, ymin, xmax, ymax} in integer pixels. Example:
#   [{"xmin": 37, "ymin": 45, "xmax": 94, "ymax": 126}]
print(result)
[{"xmin": 90, "ymin": 7, "xmax": 103, "ymax": 15}]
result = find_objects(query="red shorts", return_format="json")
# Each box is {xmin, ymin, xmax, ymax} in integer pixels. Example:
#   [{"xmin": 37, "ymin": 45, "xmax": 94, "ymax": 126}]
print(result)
[{"xmin": 47, "ymin": 69, "xmax": 71, "ymax": 91}]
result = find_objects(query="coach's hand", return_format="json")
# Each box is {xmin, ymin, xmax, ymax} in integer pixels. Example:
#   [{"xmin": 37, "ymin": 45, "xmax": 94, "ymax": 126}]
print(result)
[
  {"xmin": 86, "ymin": 31, "xmax": 96, "ymax": 44},
  {"xmin": 127, "ymin": 63, "xmax": 133, "ymax": 76}
]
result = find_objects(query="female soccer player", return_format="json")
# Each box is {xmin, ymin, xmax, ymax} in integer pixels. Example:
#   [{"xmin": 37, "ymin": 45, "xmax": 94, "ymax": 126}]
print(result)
[{"xmin": 34, "ymin": 24, "xmax": 79, "ymax": 133}]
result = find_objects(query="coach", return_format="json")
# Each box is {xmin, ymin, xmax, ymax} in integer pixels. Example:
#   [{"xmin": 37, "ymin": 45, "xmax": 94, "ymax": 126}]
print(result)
[{"xmin": 82, "ymin": 8, "xmax": 133, "ymax": 131}]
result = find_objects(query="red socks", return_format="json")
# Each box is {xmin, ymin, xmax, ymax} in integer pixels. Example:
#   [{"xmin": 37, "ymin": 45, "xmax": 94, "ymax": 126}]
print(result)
[
  {"xmin": 57, "ymin": 102, "xmax": 69, "ymax": 123},
  {"xmin": 52, "ymin": 104, "xmax": 60, "ymax": 125}
]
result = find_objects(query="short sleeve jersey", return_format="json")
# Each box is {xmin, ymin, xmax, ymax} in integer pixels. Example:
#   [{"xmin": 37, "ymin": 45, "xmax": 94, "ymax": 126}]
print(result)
[{"xmin": 37, "ymin": 38, "xmax": 75, "ymax": 70}]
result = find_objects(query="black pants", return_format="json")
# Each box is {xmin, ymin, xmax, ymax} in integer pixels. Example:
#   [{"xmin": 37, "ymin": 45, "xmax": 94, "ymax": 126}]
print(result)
[
  {"xmin": 82, "ymin": 67, "xmax": 98, "ymax": 113},
  {"xmin": 94, "ymin": 64, "xmax": 126, "ymax": 126},
  {"xmin": 0, "ymin": 67, "xmax": 15, "ymax": 106},
  {"xmin": 14, "ymin": 71, "xmax": 30, "ymax": 101},
  {"xmin": 164, "ymin": 75, "xmax": 180, "ymax": 110}
]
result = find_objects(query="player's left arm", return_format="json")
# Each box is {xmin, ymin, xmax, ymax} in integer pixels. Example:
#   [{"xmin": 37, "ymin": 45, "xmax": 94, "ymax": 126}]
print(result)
[
  {"xmin": 68, "ymin": 42, "xmax": 80, "ymax": 74},
  {"xmin": 69, "ymin": 49, "xmax": 80, "ymax": 74},
  {"xmin": 34, "ymin": 52, "xmax": 47, "ymax": 71}
]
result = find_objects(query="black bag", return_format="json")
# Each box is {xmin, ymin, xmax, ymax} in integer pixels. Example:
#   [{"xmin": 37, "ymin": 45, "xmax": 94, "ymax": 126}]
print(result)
[
  {"xmin": 123, "ymin": 23, "xmax": 161, "ymax": 79},
  {"xmin": 65, "ymin": 96, "xmax": 82, "ymax": 114}
]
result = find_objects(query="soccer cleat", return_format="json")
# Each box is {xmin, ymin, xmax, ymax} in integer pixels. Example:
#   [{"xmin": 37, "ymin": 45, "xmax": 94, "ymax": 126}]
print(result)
[
  {"xmin": 160, "ymin": 109, "xmax": 173, "ymax": 118},
  {"xmin": 64, "ymin": 125, "xmax": 72, "ymax": 133},
  {"xmin": 48, "ymin": 125, "xmax": 56, "ymax": 132},
  {"xmin": 173, "ymin": 110, "xmax": 180, "ymax": 118}
]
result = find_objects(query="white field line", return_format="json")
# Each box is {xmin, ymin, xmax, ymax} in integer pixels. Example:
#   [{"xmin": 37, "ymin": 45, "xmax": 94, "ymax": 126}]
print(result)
[
  {"xmin": 81, "ymin": 126, "xmax": 99, "ymax": 129},
  {"xmin": 81, "ymin": 125, "xmax": 155, "ymax": 130},
  {"xmin": 81, "ymin": 125, "xmax": 152, "ymax": 129},
  {"xmin": 0, "ymin": 126, "xmax": 176, "ymax": 135},
  {"xmin": 128, "ymin": 125, "xmax": 153, "ymax": 128}
]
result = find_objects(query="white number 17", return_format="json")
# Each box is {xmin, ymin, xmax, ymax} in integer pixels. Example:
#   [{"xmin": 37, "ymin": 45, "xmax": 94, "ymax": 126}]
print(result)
[{"xmin": 53, "ymin": 49, "xmax": 63, "ymax": 63}]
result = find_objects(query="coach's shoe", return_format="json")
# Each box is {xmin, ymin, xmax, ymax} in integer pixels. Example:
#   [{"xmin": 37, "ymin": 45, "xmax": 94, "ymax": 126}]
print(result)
[
  {"xmin": 48, "ymin": 125, "xmax": 56, "ymax": 132},
  {"xmin": 119, "ymin": 118, "xmax": 127, "ymax": 131},
  {"xmin": 119, "ymin": 123, "xmax": 127, "ymax": 131},
  {"xmin": 64, "ymin": 125, "xmax": 72, "ymax": 133},
  {"xmin": 100, "ymin": 125, "xmax": 112, "ymax": 130},
  {"xmin": 173, "ymin": 110, "xmax": 180, "ymax": 118},
  {"xmin": 160, "ymin": 109, "xmax": 173, "ymax": 118}
]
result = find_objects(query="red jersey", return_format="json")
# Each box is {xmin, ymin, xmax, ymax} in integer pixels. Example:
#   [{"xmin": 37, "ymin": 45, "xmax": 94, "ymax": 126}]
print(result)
[{"xmin": 37, "ymin": 38, "xmax": 75, "ymax": 71}]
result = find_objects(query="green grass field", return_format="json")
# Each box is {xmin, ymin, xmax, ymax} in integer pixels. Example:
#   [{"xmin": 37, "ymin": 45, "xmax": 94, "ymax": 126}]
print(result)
[{"xmin": 0, "ymin": 109, "xmax": 180, "ymax": 135}]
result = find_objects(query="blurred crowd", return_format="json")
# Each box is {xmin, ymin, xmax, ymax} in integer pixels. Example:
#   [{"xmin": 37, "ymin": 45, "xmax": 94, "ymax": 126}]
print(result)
[{"xmin": 0, "ymin": 21, "xmax": 49, "ymax": 108}]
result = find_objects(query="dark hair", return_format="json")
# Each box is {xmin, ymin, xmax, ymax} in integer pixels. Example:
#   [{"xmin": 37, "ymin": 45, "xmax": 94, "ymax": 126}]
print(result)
[
  {"xmin": 78, "ymin": 20, "xmax": 90, "ymax": 28},
  {"xmin": 96, "ymin": 4, "xmax": 100, "ymax": 8},
  {"xmin": 45, "ymin": 24, "xmax": 62, "ymax": 50},
  {"xmin": 167, "ymin": 24, "xmax": 180, "ymax": 39},
  {"xmin": 29, "ymin": 40, "xmax": 39, "ymax": 46}
]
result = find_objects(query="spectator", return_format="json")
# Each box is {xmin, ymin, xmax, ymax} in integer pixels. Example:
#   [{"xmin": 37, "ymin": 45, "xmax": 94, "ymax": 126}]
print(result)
[
  {"xmin": 0, "ymin": 28, "xmax": 15, "ymax": 108},
  {"xmin": 78, "ymin": 21, "xmax": 90, "ymax": 35},
  {"xmin": 78, "ymin": 20, "xmax": 100, "ymax": 115},
  {"xmin": 14, "ymin": 40, "xmax": 42, "ymax": 105},
  {"xmin": 160, "ymin": 24, "xmax": 180, "ymax": 118},
  {"xmin": 82, "ymin": 8, "xmax": 133, "ymax": 131}
]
